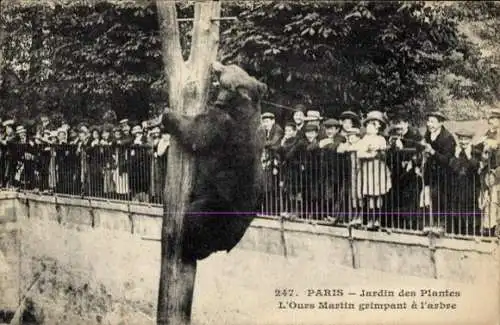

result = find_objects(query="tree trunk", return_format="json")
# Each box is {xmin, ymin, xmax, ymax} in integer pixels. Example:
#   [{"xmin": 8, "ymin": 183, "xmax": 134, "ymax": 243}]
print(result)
[{"xmin": 156, "ymin": 2, "xmax": 221, "ymax": 325}]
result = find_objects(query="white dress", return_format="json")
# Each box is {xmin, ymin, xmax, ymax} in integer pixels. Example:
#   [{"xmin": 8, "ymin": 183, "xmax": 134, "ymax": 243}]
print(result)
[{"xmin": 354, "ymin": 134, "xmax": 392, "ymax": 197}]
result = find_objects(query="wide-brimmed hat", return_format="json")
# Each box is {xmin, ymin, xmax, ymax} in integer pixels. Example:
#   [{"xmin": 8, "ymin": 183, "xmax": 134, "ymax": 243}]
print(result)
[
  {"xmin": 323, "ymin": 118, "xmax": 341, "ymax": 128},
  {"xmin": 261, "ymin": 112, "xmax": 275, "ymax": 120},
  {"xmin": 56, "ymin": 128, "xmax": 68, "ymax": 135},
  {"xmin": 391, "ymin": 110, "xmax": 411, "ymax": 122},
  {"xmin": 131, "ymin": 125, "xmax": 143, "ymax": 135},
  {"xmin": 455, "ymin": 129, "xmax": 474, "ymax": 139},
  {"xmin": 16, "ymin": 125, "xmax": 26, "ymax": 134},
  {"xmin": 304, "ymin": 110, "xmax": 323, "ymax": 121},
  {"xmin": 78, "ymin": 124, "xmax": 89, "ymax": 133},
  {"xmin": 339, "ymin": 111, "xmax": 360, "ymax": 122},
  {"xmin": 488, "ymin": 108, "xmax": 500, "ymax": 120},
  {"xmin": 150, "ymin": 126, "xmax": 161, "ymax": 136},
  {"xmin": 363, "ymin": 110, "xmax": 388, "ymax": 126},
  {"xmin": 426, "ymin": 111, "xmax": 447, "ymax": 121},
  {"xmin": 304, "ymin": 123, "xmax": 320, "ymax": 132},
  {"xmin": 119, "ymin": 119, "xmax": 129, "ymax": 125},
  {"xmin": 2, "ymin": 119, "xmax": 14, "ymax": 127}
]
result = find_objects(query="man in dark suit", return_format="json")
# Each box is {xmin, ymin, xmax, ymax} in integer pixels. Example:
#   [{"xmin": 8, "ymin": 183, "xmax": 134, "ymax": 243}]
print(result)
[
  {"xmin": 448, "ymin": 129, "xmax": 482, "ymax": 235},
  {"xmin": 260, "ymin": 112, "xmax": 283, "ymax": 215},
  {"xmin": 319, "ymin": 118, "xmax": 345, "ymax": 151},
  {"xmin": 261, "ymin": 112, "xmax": 283, "ymax": 152},
  {"xmin": 387, "ymin": 112, "xmax": 423, "ymax": 227},
  {"xmin": 278, "ymin": 122, "xmax": 306, "ymax": 217},
  {"xmin": 420, "ymin": 111, "xmax": 456, "ymax": 232}
]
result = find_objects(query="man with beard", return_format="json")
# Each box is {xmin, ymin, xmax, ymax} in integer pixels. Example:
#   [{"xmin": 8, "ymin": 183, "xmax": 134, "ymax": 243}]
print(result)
[
  {"xmin": 387, "ymin": 111, "xmax": 423, "ymax": 228},
  {"xmin": 292, "ymin": 104, "xmax": 307, "ymax": 140}
]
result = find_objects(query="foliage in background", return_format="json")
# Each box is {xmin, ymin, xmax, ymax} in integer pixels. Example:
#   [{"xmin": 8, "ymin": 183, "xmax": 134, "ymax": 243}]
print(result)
[{"xmin": 0, "ymin": 1, "xmax": 498, "ymax": 126}]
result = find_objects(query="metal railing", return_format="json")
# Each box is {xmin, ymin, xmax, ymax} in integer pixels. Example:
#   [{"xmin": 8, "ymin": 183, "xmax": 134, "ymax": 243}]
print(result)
[{"xmin": 0, "ymin": 143, "xmax": 498, "ymax": 239}]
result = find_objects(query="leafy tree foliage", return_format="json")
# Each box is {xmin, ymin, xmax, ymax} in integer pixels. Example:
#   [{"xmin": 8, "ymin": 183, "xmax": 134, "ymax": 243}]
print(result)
[
  {"xmin": 0, "ymin": 1, "xmax": 497, "ymax": 125},
  {"xmin": 220, "ymin": 1, "xmax": 499, "ymax": 123}
]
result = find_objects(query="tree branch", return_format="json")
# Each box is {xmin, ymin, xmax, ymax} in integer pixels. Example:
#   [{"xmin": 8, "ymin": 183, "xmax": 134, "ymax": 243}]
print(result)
[
  {"xmin": 186, "ymin": 1, "xmax": 221, "ymax": 113},
  {"xmin": 156, "ymin": 1, "xmax": 185, "ymax": 107}
]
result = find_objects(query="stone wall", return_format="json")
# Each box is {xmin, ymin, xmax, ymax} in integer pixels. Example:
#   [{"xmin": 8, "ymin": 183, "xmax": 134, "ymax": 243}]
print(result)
[{"xmin": 0, "ymin": 192, "xmax": 498, "ymax": 324}]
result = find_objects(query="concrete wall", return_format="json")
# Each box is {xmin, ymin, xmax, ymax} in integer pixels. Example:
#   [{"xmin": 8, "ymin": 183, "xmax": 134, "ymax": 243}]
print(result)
[{"xmin": 0, "ymin": 192, "xmax": 498, "ymax": 324}]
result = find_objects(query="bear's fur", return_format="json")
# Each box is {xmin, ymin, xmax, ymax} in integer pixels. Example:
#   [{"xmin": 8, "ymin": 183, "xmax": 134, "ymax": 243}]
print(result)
[{"xmin": 161, "ymin": 63, "xmax": 267, "ymax": 261}]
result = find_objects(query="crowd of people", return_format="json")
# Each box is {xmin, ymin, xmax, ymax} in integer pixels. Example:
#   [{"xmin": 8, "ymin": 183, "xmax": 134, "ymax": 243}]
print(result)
[
  {"xmin": 260, "ymin": 105, "xmax": 500, "ymax": 236},
  {"xmin": 0, "ymin": 105, "xmax": 499, "ymax": 236},
  {"xmin": 0, "ymin": 115, "xmax": 170, "ymax": 203}
]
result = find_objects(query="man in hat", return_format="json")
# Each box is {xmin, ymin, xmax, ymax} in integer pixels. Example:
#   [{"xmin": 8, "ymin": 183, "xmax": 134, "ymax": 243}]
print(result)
[
  {"xmin": 277, "ymin": 122, "xmax": 306, "ymax": 217},
  {"xmin": 129, "ymin": 125, "xmax": 150, "ymax": 202},
  {"xmin": 119, "ymin": 119, "xmax": 131, "ymax": 136},
  {"xmin": 386, "ymin": 111, "xmax": 423, "ymax": 220},
  {"xmin": 13, "ymin": 125, "xmax": 35, "ymax": 189},
  {"xmin": 2, "ymin": 119, "xmax": 17, "ymax": 187},
  {"xmin": 389, "ymin": 111, "xmax": 422, "ymax": 149},
  {"xmin": 261, "ymin": 112, "xmax": 283, "ymax": 152},
  {"xmin": 301, "ymin": 123, "xmax": 322, "ymax": 219},
  {"xmin": 2, "ymin": 119, "xmax": 16, "ymax": 144},
  {"xmin": 420, "ymin": 111, "xmax": 456, "ymax": 231},
  {"xmin": 448, "ymin": 129, "xmax": 482, "ymax": 235},
  {"xmin": 319, "ymin": 118, "xmax": 345, "ymax": 150},
  {"xmin": 292, "ymin": 106, "xmax": 307, "ymax": 140},
  {"xmin": 339, "ymin": 111, "xmax": 360, "ymax": 137}
]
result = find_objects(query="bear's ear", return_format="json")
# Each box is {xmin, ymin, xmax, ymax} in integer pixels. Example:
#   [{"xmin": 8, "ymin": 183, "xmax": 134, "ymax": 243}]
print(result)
[
  {"xmin": 256, "ymin": 81, "xmax": 268, "ymax": 98},
  {"xmin": 236, "ymin": 86, "xmax": 252, "ymax": 102}
]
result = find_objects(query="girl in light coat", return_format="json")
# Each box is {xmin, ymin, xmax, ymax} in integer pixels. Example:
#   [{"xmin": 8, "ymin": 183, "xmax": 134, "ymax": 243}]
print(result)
[{"xmin": 356, "ymin": 111, "xmax": 392, "ymax": 229}]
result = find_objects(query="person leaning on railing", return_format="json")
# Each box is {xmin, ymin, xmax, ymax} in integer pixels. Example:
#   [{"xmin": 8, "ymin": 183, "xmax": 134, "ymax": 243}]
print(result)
[
  {"xmin": 448, "ymin": 129, "xmax": 482, "ymax": 235},
  {"xmin": 477, "ymin": 108, "xmax": 500, "ymax": 235},
  {"xmin": 1, "ymin": 119, "xmax": 17, "ymax": 188},
  {"xmin": 418, "ymin": 111, "xmax": 457, "ymax": 232}
]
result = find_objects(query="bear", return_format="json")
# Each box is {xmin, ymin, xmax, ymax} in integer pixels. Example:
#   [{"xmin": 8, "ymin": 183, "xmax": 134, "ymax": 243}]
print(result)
[{"xmin": 161, "ymin": 63, "xmax": 268, "ymax": 261}]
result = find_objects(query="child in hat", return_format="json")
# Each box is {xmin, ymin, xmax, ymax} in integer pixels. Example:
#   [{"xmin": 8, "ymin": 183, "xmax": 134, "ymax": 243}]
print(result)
[{"xmin": 355, "ymin": 111, "xmax": 392, "ymax": 229}]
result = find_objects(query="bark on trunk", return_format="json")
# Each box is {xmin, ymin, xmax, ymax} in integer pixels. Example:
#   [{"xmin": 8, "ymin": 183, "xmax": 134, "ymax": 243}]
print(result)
[{"xmin": 156, "ymin": 2, "xmax": 221, "ymax": 325}]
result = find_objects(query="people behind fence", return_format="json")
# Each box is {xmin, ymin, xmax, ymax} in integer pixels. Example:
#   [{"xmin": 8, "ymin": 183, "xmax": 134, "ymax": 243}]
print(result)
[
  {"xmin": 0, "ymin": 115, "xmax": 170, "ymax": 203},
  {"xmin": 259, "ymin": 106, "xmax": 500, "ymax": 236},
  {"xmin": 1, "ymin": 105, "xmax": 499, "ymax": 236}
]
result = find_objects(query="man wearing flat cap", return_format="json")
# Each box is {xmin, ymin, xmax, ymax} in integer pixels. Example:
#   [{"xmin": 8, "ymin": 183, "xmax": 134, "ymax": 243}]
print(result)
[
  {"xmin": 319, "ymin": 118, "xmax": 345, "ymax": 151},
  {"xmin": 447, "ymin": 129, "xmax": 482, "ymax": 234},
  {"xmin": 261, "ymin": 112, "xmax": 283, "ymax": 152},
  {"xmin": 419, "ymin": 111, "xmax": 456, "ymax": 230}
]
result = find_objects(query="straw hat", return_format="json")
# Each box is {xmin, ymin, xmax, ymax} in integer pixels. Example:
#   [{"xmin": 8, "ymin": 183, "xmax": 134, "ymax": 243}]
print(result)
[
  {"xmin": 363, "ymin": 110, "xmax": 388, "ymax": 126},
  {"xmin": 131, "ymin": 125, "xmax": 143, "ymax": 135},
  {"xmin": 304, "ymin": 110, "xmax": 323, "ymax": 121}
]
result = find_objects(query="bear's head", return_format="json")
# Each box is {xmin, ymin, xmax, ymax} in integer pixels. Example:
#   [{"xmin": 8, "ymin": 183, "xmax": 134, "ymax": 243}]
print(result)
[{"xmin": 211, "ymin": 62, "xmax": 267, "ymax": 116}]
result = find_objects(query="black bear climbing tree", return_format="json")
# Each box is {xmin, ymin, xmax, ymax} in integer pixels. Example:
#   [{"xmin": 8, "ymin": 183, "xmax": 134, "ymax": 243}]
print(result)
[{"xmin": 156, "ymin": 2, "xmax": 221, "ymax": 325}]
